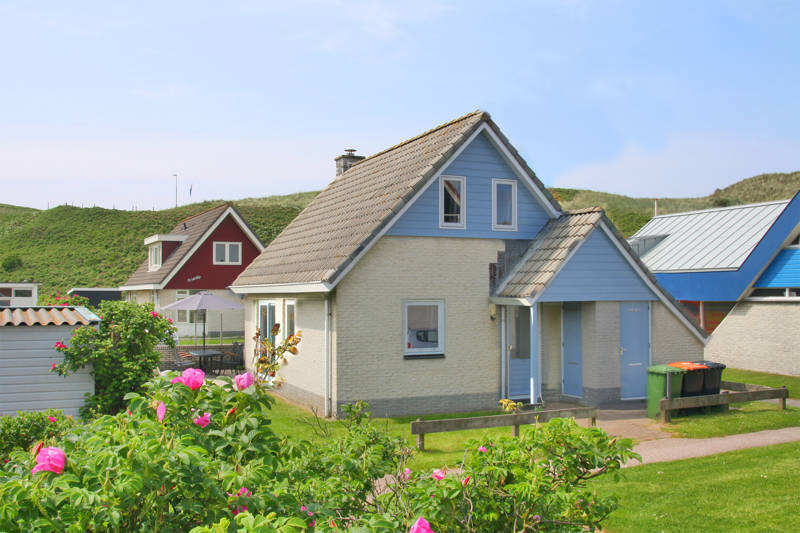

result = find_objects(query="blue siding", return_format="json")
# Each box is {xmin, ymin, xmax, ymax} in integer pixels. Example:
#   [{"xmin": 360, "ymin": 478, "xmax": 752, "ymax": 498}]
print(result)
[
  {"xmin": 654, "ymin": 193, "xmax": 800, "ymax": 301},
  {"xmin": 754, "ymin": 248, "xmax": 800, "ymax": 287},
  {"xmin": 540, "ymin": 229, "xmax": 656, "ymax": 302},
  {"xmin": 386, "ymin": 132, "xmax": 551, "ymax": 239}
]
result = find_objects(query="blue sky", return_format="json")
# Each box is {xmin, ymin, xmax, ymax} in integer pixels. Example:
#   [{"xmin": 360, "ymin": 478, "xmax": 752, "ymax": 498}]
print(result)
[{"xmin": 1, "ymin": 1, "xmax": 799, "ymax": 210}]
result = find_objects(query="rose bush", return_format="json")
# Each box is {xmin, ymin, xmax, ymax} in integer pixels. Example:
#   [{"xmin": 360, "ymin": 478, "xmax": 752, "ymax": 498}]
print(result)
[{"xmin": 54, "ymin": 300, "xmax": 175, "ymax": 416}]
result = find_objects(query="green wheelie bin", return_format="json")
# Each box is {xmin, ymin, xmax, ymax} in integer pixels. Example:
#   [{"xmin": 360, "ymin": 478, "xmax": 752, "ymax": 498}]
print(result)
[{"xmin": 647, "ymin": 365, "xmax": 686, "ymax": 419}]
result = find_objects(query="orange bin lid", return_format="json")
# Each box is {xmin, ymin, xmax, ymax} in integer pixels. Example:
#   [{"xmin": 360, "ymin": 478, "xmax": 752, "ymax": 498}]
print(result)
[{"xmin": 668, "ymin": 361, "xmax": 709, "ymax": 370}]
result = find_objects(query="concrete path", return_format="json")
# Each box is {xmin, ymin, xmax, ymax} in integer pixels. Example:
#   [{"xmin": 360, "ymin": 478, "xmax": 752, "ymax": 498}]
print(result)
[{"xmin": 625, "ymin": 426, "xmax": 800, "ymax": 467}]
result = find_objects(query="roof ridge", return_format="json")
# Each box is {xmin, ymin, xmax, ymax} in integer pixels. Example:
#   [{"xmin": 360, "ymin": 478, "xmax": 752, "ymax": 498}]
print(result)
[
  {"xmin": 564, "ymin": 207, "xmax": 604, "ymax": 216},
  {"xmin": 175, "ymin": 202, "xmax": 229, "ymax": 225},
  {"xmin": 347, "ymin": 110, "xmax": 486, "ymax": 170},
  {"xmin": 651, "ymin": 199, "xmax": 791, "ymax": 219}
]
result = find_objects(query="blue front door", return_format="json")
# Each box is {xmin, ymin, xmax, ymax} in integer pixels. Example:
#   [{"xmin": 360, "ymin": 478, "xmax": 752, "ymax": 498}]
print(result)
[
  {"xmin": 562, "ymin": 302, "xmax": 582, "ymax": 397},
  {"xmin": 620, "ymin": 302, "xmax": 650, "ymax": 399}
]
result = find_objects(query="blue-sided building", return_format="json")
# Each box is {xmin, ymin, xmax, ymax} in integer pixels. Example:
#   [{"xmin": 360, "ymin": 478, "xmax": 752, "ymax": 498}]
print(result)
[{"xmin": 630, "ymin": 193, "xmax": 800, "ymax": 375}]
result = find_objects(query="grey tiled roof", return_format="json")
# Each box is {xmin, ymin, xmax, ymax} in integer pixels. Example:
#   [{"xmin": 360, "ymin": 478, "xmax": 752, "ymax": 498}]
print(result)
[
  {"xmin": 498, "ymin": 208, "xmax": 603, "ymax": 298},
  {"xmin": 123, "ymin": 204, "xmax": 230, "ymax": 287},
  {"xmin": 235, "ymin": 110, "xmax": 560, "ymax": 287}
]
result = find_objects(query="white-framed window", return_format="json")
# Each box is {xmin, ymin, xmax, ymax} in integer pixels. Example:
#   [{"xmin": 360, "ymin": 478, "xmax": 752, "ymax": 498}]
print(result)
[
  {"xmin": 258, "ymin": 300, "xmax": 277, "ymax": 344},
  {"xmin": 213, "ymin": 242, "xmax": 242, "ymax": 265},
  {"xmin": 284, "ymin": 300, "xmax": 296, "ymax": 339},
  {"xmin": 176, "ymin": 290, "xmax": 201, "ymax": 323},
  {"xmin": 403, "ymin": 300, "xmax": 445, "ymax": 357},
  {"xmin": 439, "ymin": 176, "xmax": 466, "ymax": 229},
  {"xmin": 492, "ymin": 178, "xmax": 518, "ymax": 231},
  {"xmin": 12, "ymin": 288, "xmax": 33, "ymax": 298},
  {"xmin": 148, "ymin": 243, "xmax": 162, "ymax": 271}
]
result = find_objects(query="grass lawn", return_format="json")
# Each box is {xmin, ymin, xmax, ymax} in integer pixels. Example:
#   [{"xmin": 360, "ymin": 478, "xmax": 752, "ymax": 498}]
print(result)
[
  {"xmin": 665, "ymin": 402, "xmax": 800, "ymax": 438},
  {"xmin": 723, "ymin": 367, "xmax": 799, "ymax": 399},
  {"xmin": 592, "ymin": 442, "xmax": 800, "ymax": 533},
  {"xmin": 266, "ymin": 394, "xmax": 526, "ymax": 470}
]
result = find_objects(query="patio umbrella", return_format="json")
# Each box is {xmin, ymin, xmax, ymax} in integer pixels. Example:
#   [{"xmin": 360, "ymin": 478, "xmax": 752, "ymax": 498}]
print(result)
[{"xmin": 160, "ymin": 291, "xmax": 243, "ymax": 349}]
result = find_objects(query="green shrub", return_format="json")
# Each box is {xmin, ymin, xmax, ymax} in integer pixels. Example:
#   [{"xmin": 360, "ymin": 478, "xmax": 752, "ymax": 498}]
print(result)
[
  {"xmin": 1, "ymin": 254, "xmax": 22, "ymax": 272},
  {"xmin": 38, "ymin": 291, "xmax": 91, "ymax": 309},
  {"xmin": 54, "ymin": 300, "xmax": 175, "ymax": 417},
  {"xmin": 0, "ymin": 410, "xmax": 75, "ymax": 459}
]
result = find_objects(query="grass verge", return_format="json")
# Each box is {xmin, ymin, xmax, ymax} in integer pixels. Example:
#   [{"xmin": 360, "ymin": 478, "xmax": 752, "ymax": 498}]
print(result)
[
  {"xmin": 664, "ymin": 402, "xmax": 800, "ymax": 438},
  {"xmin": 723, "ymin": 367, "xmax": 799, "ymax": 399},
  {"xmin": 592, "ymin": 442, "xmax": 800, "ymax": 533}
]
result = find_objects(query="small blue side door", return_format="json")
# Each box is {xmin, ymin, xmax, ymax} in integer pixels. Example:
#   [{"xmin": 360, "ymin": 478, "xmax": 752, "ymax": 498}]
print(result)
[
  {"xmin": 562, "ymin": 302, "xmax": 582, "ymax": 397},
  {"xmin": 620, "ymin": 302, "xmax": 650, "ymax": 399}
]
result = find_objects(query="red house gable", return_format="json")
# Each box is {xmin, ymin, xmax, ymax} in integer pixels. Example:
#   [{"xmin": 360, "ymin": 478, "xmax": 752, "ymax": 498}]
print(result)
[{"xmin": 165, "ymin": 214, "xmax": 261, "ymax": 290}]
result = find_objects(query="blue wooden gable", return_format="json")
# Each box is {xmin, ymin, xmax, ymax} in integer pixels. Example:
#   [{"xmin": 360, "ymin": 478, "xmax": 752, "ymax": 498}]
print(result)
[
  {"xmin": 754, "ymin": 248, "xmax": 800, "ymax": 288},
  {"xmin": 539, "ymin": 228, "xmax": 656, "ymax": 302},
  {"xmin": 386, "ymin": 131, "xmax": 551, "ymax": 239}
]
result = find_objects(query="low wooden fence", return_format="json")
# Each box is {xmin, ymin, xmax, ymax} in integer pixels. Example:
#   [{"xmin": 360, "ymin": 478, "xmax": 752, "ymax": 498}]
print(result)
[
  {"xmin": 659, "ymin": 381, "xmax": 788, "ymax": 422},
  {"xmin": 410, "ymin": 407, "xmax": 597, "ymax": 451}
]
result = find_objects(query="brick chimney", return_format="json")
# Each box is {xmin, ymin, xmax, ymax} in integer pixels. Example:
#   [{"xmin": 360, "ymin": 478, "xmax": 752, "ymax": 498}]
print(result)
[{"xmin": 334, "ymin": 149, "xmax": 365, "ymax": 176}]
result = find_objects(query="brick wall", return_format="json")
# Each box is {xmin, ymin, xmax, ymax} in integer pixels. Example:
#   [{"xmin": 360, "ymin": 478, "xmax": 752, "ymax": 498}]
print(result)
[
  {"xmin": 705, "ymin": 301, "xmax": 799, "ymax": 375},
  {"xmin": 334, "ymin": 235, "xmax": 505, "ymax": 417},
  {"xmin": 651, "ymin": 301, "xmax": 704, "ymax": 365}
]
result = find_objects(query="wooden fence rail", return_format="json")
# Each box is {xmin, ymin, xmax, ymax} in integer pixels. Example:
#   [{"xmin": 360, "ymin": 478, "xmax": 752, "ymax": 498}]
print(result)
[
  {"xmin": 659, "ymin": 382, "xmax": 788, "ymax": 422},
  {"xmin": 410, "ymin": 407, "xmax": 597, "ymax": 451}
]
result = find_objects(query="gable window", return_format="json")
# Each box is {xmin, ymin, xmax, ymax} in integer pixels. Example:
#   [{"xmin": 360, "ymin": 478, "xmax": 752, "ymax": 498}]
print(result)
[
  {"xmin": 214, "ymin": 242, "xmax": 242, "ymax": 265},
  {"xmin": 403, "ymin": 300, "xmax": 445, "ymax": 358},
  {"xmin": 492, "ymin": 179, "xmax": 517, "ymax": 231},
  {"xmin": 439, "ymin": 176, "xmax": 466, "ymax": 229},
  {"xmin": 148, "ymin": 244, "xmax": 162, "ymax": 271},
  {"xmin": 258, "ymin": 300, "xmax": 277, "ymax": 344},
  {"xmin": 284, "ymin": 300, "xmax": 296, "ymax": 338}
]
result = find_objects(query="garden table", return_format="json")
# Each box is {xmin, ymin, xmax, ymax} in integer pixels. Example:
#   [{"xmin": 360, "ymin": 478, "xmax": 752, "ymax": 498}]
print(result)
[{"xmin": 188, "ymin": 349, "xmax": 223, "ymax": 373}]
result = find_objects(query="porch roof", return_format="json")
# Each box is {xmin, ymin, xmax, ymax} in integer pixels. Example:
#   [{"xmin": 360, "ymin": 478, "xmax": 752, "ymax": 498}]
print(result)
[{"xmin": 497, "ymin": 208, "xmax": 603, "ymax": 299}]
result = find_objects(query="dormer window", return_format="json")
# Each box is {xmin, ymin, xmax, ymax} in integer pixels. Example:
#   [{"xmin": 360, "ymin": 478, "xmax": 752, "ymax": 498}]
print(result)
[
  {"xmin": 148, "ymin": 243, "xmax": 162, "ymax": 271},
  {"xmin": 214, "ymin": 242, "xmax": 242, "ymax": 265},
  {"xmin": 439, "ymin": 176, "xmax": 466, "ymax": 229}
]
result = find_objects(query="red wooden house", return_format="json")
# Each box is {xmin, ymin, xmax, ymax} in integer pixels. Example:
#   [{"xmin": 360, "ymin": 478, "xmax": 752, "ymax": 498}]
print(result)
[{"xmin": 120, "ymin": 203, "xmax": 264, "ymax": 339}]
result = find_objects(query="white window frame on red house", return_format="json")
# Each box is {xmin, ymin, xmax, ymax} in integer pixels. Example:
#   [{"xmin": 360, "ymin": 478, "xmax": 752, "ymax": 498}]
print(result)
[{"xmin": 213, "ymin": 241, "xmax": 242, "ymax": 265}]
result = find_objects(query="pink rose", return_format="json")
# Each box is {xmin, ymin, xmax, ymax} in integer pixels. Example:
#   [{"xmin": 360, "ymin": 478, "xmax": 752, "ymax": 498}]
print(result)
[
  {"xmin": 228, "ymin": 486, "xmax": 251, "ymax": 516},
  {"xmin": 462, "ymin": 476, "xmax": 470, "ymax": 486},
  {"xmin": 193, "ymin": 412, "xmax": 211, "ymax": 428},
  {"xmin": 50, "ymin": 363, "xmax": 56, "ymax": 371},
  {"xmin": 399, "ymin": 467, "xmax": 411, "ymax": 481},
  {"xmin": 234, "ymin": 372, "xmax": 254, "ymax": 391},
  {"xmin": 48, "ymin": 416, "xmax": 57, "ymax": 423},
  {"xmin": 156, "ymin": 401, "xmax": 166, "ymax": 422},
  {"xmin": 408, "ymin": 517, "xmax": 435, "ymax": 533},
  {"xmin": 478, "ymin": 446, "xmax": 487, "ymax": 453},
  {"xmin": 431, "ymin": 469, "xmax": 446, "ymax": 481},
  {"xmin": 151, "ymin": 311, "xmax": 159, "ymax": 317},
  {"xmin": 168, "ymin": 318, "xmax": 173, "ymax": 324},
  {"xmin": 171, "ymin": 368, "xmax": 205, "ymax": 390},
  {"xmin": 31, "ymin": 447, "xmax": 66, "ymax": 475}
]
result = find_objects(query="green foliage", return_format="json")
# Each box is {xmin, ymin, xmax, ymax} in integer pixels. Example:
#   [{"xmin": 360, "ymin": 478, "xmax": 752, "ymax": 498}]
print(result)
[
  {"xmin": 0, "ymin": 410, "xmax": 76, "ymax": 459},
  {"xmin": 54, "ymin": 300, "xmax": 175, "ymax": 416},
  {"xmin": 252, "ymin": 324, "xmax": 302, "ymax": 387},
  {"xmin": 665, "ymin": 403, "xmax": 800, "ymax": 439},
  {"xmin": 1, "ymin": 254, "xmax": 22, "ymax": 272},
  {"xmin": 38, "ymin": 292, "xmax": 91, "ymax": 309}
]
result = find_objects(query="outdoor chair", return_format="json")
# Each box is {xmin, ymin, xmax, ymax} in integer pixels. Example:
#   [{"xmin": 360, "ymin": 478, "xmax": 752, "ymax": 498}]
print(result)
[
  {"xmin": 217, "ymin": 342, "xmax": 245, "ymax": 376},
  {"xmin": 173, "ymin": 350, "xmax": 195, "ymax": 370}
]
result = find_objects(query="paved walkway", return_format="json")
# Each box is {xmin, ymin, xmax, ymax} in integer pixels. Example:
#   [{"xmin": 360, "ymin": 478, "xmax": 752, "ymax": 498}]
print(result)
[{"xmin": 625, "ymin": 426, "xmax": 800, "ymax": 466}]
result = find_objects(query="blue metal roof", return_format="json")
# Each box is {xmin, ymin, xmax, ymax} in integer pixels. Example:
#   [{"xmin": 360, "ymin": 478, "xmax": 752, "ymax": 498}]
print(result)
[{"xmin": 652, "ymin": 192, "xmax": 800, "ymax": 301}]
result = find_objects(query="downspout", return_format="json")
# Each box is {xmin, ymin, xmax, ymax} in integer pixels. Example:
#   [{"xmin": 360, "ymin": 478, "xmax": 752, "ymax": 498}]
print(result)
[
  {"xmin": 529, "ymin": 304, "xmax": 539, "ymax": 405},
  {"xmin": 324, "ymin": 295, "xmax": 331, "ymax": 418},
  {"xmin": 500, "ymin": 306, "xmax": 506, "ymax": 399}
]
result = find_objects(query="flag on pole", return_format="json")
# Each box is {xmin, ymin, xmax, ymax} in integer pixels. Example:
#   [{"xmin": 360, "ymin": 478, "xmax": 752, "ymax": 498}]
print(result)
[{"xmin": 189, "ymin": 185, "xmax": 193, "ymax": 197}]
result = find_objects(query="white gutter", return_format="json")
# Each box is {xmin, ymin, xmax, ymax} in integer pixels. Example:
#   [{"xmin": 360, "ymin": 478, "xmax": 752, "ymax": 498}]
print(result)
[{"xmin": 324, "ymin": 295, "xmax": 331, "ymax": 418}]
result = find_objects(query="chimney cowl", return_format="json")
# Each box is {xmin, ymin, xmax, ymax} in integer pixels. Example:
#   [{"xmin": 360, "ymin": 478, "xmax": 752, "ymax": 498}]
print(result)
[{"xmin": 334, "ymin": 149, "xmax": 365, "ymax": 176}]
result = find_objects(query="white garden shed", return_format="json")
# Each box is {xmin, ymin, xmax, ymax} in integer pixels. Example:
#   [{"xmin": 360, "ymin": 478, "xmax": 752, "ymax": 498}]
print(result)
[{"xmin": 0, "ymin": 306, "xmax": 98, "ymax": 417}]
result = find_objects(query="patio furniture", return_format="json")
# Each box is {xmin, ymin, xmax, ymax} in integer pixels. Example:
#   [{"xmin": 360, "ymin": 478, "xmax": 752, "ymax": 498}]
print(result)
[
  {"xmin": 189, "ymin": 349, "xmax": 223, "ymax": 373},
  {"xmin": 218, "ymin": 342, "xmax": 245, "ymax": 375},
  {"xmin": 173, "ymin": 350, "xmax": 195, "ymax": 370}
]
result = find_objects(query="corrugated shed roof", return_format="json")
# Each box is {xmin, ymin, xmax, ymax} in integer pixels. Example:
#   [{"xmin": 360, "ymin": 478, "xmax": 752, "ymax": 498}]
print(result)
[
  {"xmin": 631, "ymin": 200, "xmax": 790, "ymax": 272},
  {"xmin": 123, "ymin": 203, "xmax": 230, "ymax": 286},
  {"xmin": 498, "ymin": 209, "xmax": 603, "ymax": 298},
  {"xmin": 0, "ymin": 306, "xmax": 100, "ymax": 327},
  {"xmin": 234, "ymin": 111, "xmax": 562, "ymax": 288}
]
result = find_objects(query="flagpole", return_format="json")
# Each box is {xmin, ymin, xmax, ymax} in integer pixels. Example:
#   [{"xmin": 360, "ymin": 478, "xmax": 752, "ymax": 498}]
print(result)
[{"xmin": 174, "ymin": 174, "xmax": 178, "ymax": 208}]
